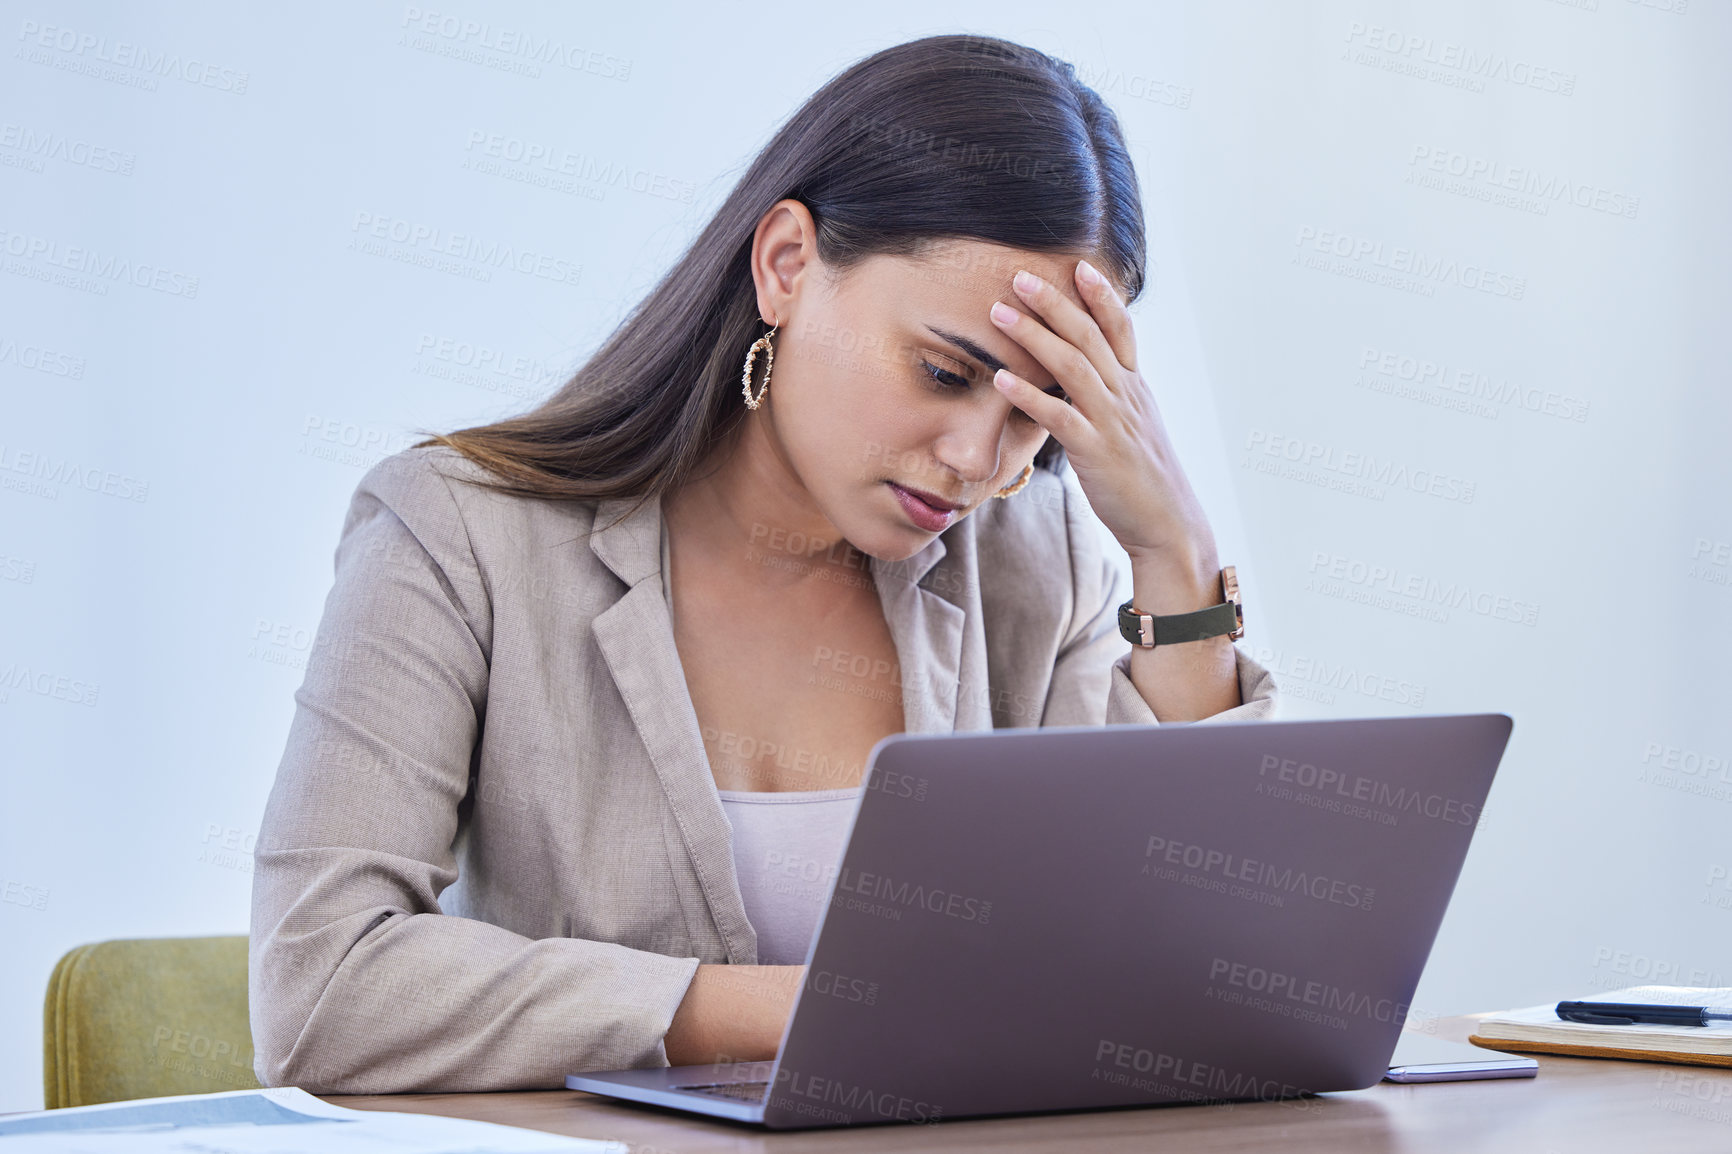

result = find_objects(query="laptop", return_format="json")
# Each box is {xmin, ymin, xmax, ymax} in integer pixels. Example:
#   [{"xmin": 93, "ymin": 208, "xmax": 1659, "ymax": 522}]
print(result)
[{"xmin": 568, "ymin": 712, "xmax": 1513, "ymax": 1129}]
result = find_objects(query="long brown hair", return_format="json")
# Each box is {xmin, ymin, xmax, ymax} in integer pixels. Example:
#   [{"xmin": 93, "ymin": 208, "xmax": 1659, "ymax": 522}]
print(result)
[{"xmin": 410, "ymin": 33, "xmax": 1147, "ymax": 526}]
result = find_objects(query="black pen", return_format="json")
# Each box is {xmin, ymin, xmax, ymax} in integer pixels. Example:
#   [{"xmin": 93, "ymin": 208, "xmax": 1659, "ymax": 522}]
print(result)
[{"xmin": 1556, "ymin": 1000, "xmax": 1732, "ymax": 1027}]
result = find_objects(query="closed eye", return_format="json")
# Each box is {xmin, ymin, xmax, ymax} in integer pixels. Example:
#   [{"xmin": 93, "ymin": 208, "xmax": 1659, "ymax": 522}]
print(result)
[
  {"xmin": 920, "ymin": 359, "xmax": 1069, "ymax": 407},
  {"xmin": 920, "ymin": 360, "xmax": 970, "ymax": 390}
]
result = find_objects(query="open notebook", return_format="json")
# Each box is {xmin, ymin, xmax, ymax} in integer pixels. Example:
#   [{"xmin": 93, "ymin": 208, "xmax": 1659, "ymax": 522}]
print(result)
[{"xmin": 1469, "ymin": 986, "xmax": 1732, "ymax": 1068}]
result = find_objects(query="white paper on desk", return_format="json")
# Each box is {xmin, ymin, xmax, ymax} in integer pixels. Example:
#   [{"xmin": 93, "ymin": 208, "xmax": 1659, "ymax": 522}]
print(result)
[{"xmin": 0, "ymin": 1085, "xmax": 627, "ymax": 1154}]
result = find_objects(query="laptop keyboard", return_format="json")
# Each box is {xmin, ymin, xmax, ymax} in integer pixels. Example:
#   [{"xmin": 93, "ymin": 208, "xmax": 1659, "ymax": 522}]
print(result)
[{"xmin": 673, "ymin": 1080, "xmax": 770, "ymax": 1102}]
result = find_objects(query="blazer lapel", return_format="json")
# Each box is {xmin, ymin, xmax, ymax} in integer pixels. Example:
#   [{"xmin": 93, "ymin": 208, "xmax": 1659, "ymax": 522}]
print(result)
[
  {"xmin": 871, "ymin": 538, "xmax": 967, "ymax": 735},
  {"xmin": 587, "ymin": 494, "xmax": 758, "ymax": 963}
]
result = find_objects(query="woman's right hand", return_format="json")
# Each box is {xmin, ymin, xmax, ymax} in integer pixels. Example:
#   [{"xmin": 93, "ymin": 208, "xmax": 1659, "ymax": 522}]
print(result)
[{"xmin": 663, "ymin": 964, "xmax": 806, "ymax": 1066}]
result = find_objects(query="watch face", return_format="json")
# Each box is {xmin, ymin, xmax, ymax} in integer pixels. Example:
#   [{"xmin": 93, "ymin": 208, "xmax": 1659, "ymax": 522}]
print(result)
[{"xmin": 1221, "ymin": 566, "xmax": 1244, "ymax": 639}]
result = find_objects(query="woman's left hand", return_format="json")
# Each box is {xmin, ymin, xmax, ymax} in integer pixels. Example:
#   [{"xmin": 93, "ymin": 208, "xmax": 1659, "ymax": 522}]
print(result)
[{"xmin": 988, "ymin": 260, "xmax": 1215, "ymax": 571}]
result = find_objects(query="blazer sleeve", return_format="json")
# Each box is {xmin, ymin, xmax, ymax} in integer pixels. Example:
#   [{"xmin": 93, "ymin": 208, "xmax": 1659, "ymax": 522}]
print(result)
[
  {"xmin": 249, "ymin": 449, "xmax": 699, "ymax": 1094},
  {"xmin": 1039, "ymin": 484, "xmax": 1279, "ymax": 728}
]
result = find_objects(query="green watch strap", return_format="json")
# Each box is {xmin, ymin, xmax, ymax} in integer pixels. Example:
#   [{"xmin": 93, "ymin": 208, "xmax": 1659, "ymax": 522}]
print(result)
[{"xmin": 1117, "ymin": 599, "xmax": 1242, "ymax": 646}]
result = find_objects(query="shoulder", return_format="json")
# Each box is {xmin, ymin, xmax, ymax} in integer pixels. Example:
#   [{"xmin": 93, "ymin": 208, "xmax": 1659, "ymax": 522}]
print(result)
[
  {"xmin": 347, "ymin": 444, "xmax": 606, "ymax": 580},
  {"xmin": 355, "ymin": 443, "xmax": 599, "ymax": 524},
  {"xmin": 356, "ymin": 443, "xmax": 513, "ymax": 506}
]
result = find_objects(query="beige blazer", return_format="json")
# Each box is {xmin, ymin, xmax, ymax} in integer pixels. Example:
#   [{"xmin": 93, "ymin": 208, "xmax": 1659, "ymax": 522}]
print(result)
[{"xmin": 249, "ymin": 444, "xmax": 1279, "ymax": 1093}]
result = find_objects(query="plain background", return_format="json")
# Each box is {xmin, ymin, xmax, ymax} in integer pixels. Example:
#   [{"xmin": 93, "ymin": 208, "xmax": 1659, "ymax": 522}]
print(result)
[{"xmin": 3, "ymin": 0, "xmax": 1728, "ymax": 1112}]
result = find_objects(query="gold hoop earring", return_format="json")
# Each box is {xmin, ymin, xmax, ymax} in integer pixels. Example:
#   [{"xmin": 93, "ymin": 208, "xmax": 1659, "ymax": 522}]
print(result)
[
  {"xmin": 741, "ymin": 321, "xmax": 777, "ymax": 410},
  {"xmin": 991, "ymin": 463, "xmax": 1035, "ymax": 499}
]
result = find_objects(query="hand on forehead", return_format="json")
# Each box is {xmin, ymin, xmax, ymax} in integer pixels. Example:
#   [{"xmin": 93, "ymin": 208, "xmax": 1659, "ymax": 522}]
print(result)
[{"xmin": 883, "ymin": 240, "xmax": 1101, "ymax": 389}]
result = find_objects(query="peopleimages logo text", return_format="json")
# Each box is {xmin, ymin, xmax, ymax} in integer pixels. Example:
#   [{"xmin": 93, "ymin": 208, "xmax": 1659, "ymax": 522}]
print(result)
[
  {"xmin": 1258, "ymin": 755, "xmax": 1479, "ymax": 826},
  {"xmin": 1244, "ymin": 429, "xmax": 1476, "ymax": 503},
  {"xmin": 770, "ymin": 1067, "xmax": 941, "ymax": 1123},
  {"xmin": 350, "ymin": 212, "xmax": 581, "ymax": 286},
  {"xmin": 0, "ymin": 443, "xmax": 149, "ymax": 501},
  {"xmin": 1209, "ymin": 958, "xmax": 1414, "ymax": 1026},
  {"xmin": 1308, "ymin": 550, "xmax": 1540, "ymax": 627},
  {"xmin": 399, "ymin": 7, "xmax": 631, "ymax": 79},
  {"xmin": 1343, "ymin": 22, "xmax": 1576, "ymax": 95},
  {"xmin": 1144, "ymin": 836, "xmax": 1374, "ymax": 910},
  {"xmin": 1094, "ymin": 1039, "xmax": 1309, "ymax": 1103},
  {"xmin": 16, "ymin": 20, "xmax": 251, "ymax": 93},
  {"xmin": 1295, "ymin": 226, "xmax": 1525, "ymax": 299},
  {"xmin": 1358, "ymin": 346, "xmax": 1589, "ymax": 423},
  {"xmin": 832, "ymin": 867, "xmax": 990, "ymax": 923},
  {"xmin": 1407, "ymin": 146, "xmax": 1638, "ymax": 219},
  {"xmin": 0, "ymin": 226, "xmax": 199, "ymax": 298}
]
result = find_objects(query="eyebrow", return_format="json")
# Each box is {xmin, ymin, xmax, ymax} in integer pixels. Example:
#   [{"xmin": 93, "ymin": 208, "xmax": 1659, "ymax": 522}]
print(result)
[
  {"xmin": 924, "ymin": 324, "xmax": 1065, "ymax": 394},
  {"xmin": 924, "ymin": 325, "xmax": 1007, "ymax": 376}
]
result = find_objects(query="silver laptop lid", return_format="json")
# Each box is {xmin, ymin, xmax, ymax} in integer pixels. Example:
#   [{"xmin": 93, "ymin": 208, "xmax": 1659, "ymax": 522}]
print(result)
[{"xmin": 758, "ymin": 712, "xmax": 1512, "ymax": 1128}]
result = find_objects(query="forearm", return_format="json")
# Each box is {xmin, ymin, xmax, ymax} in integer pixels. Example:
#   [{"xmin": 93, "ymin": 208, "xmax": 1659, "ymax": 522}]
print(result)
[
  {"xmin": 664, "ymin": 964, "xmax": 805, "ymax": 1065},
  {"xmin": 1123, "ymin": 543, "xmax": 1242, "ymax": 723},
  {"xmin": 250, "ymin": 888, "xmax": 699, "ymax": 1092}
]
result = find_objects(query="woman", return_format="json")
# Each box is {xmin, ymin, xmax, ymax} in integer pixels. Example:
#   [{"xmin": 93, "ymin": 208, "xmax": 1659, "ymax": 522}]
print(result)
[{"xmin": 249, "ymin": 33, "xmax": 1278, "ymax": 1094}]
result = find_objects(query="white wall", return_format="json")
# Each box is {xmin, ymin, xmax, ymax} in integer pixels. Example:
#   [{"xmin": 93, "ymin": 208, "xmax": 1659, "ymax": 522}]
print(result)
[{"xmin": 3, "ymin": 0, "xmax": 1726, "ymax": 1112}]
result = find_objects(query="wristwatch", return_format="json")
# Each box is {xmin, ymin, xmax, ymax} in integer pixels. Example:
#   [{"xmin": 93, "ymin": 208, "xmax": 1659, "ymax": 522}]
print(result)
[{"xmin": 1117, "ymin": 565, "xmax": 1245, "ymax": 647}]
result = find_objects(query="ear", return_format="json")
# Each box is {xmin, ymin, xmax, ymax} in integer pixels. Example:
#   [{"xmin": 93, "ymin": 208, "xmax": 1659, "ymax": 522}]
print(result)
[{"xmin": 750, "ymin": 198, "xmax": 821, "ymax": 327}]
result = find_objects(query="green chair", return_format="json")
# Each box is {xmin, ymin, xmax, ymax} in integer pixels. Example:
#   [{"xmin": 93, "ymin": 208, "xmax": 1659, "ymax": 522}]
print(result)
[{"xmin": 43, "ymin": 936, "xmax": 261, "ymax": 1108}]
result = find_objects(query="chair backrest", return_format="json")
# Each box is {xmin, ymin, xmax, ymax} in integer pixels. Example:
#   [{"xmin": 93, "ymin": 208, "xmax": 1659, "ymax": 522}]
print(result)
[{"xmin": 43, "ymin": 936, "xmax": 261, "ymax": 1108}]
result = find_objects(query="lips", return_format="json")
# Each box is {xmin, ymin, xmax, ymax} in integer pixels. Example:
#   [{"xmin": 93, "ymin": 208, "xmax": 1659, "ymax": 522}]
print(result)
[
  {"xmin": 888, "ymin": 482, "xmax": 961, "ymax": 532},
  {"xmin": 895, "ymin": 484, "xmax": 963, "ymax": 512}
]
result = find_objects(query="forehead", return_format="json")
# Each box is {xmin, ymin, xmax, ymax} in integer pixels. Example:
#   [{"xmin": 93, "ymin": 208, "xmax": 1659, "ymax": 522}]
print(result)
[{"xmin": 847, "ymin": 239, "xmax": 1093, "ymax": 313}]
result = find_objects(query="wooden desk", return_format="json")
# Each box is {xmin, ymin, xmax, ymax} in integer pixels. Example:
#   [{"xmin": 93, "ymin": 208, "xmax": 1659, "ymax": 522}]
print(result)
[{"xmin": 322, "ymin": 1018, "xmax": 1732, "ymax": 1152}]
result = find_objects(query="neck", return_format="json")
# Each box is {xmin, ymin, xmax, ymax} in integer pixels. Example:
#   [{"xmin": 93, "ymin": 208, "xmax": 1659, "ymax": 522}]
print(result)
[{"xmin": 663, "ymin": 416, "xmax": 872, "ymax": 587}]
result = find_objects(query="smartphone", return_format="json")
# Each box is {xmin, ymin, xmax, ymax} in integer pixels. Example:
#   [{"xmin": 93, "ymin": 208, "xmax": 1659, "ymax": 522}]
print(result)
[{"xmin": 1384, "ymin": 1031, "xmax": 1539, "ymax": 1083}]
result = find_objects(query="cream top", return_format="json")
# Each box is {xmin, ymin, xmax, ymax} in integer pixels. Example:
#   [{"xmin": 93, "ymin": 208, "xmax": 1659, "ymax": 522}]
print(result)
[{"xmin": 714, "ymin": 787, "xmax": 860, "ymax": 964}]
